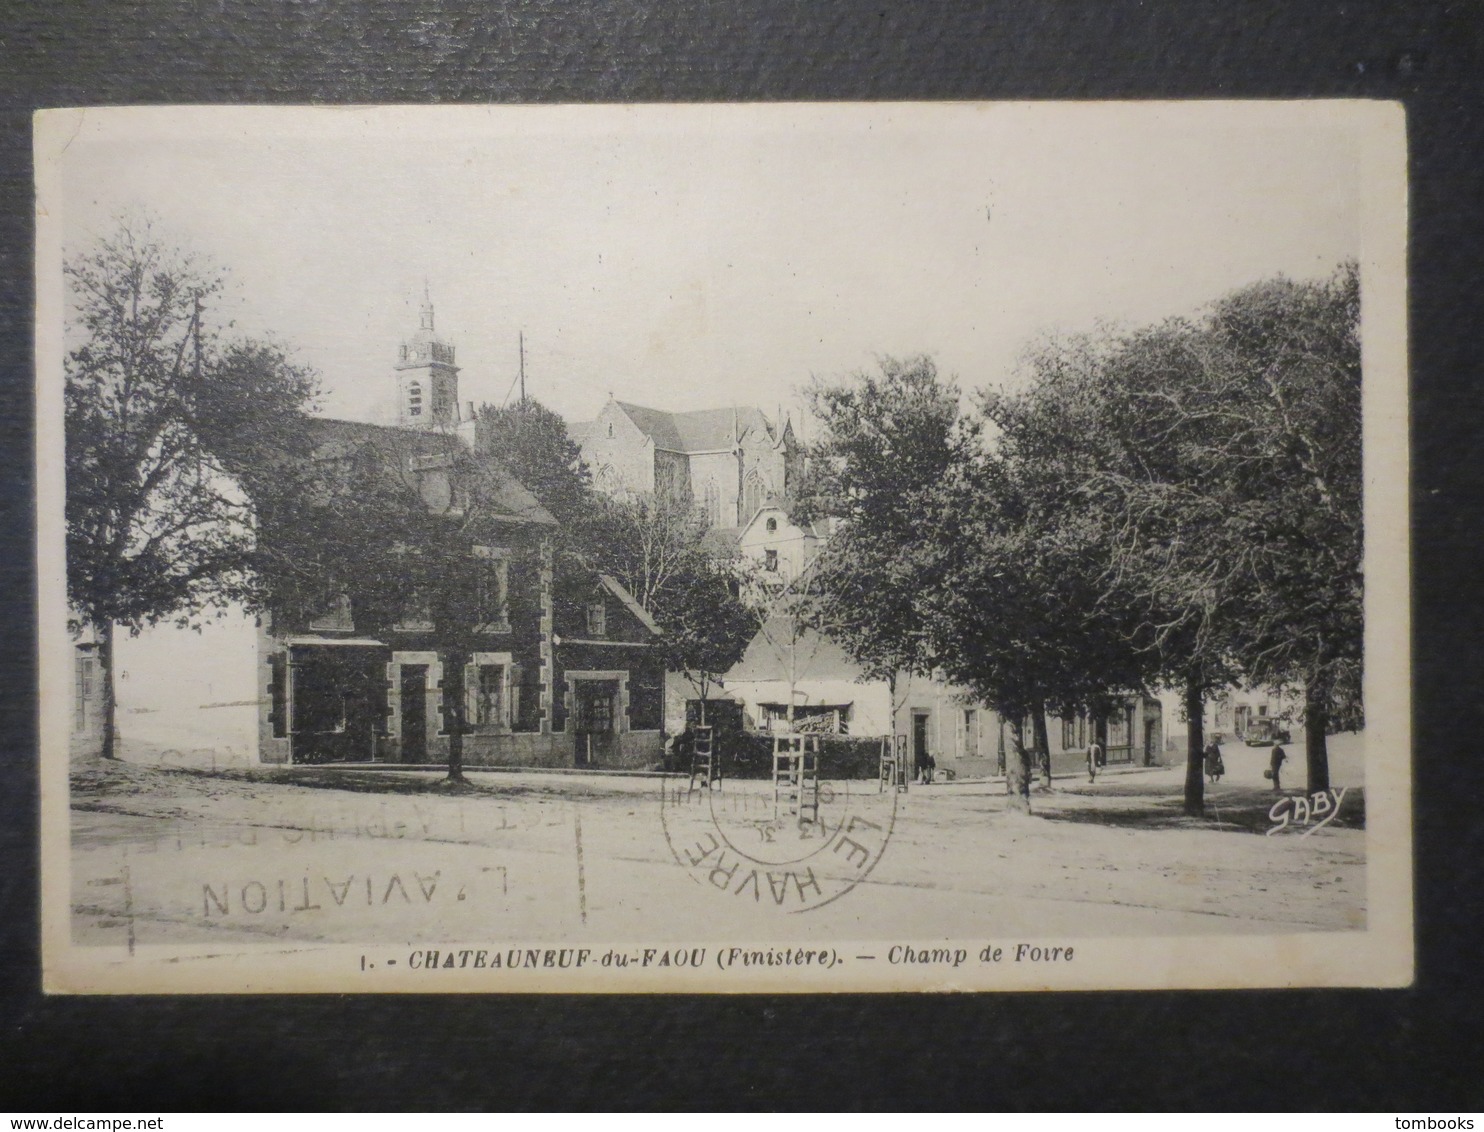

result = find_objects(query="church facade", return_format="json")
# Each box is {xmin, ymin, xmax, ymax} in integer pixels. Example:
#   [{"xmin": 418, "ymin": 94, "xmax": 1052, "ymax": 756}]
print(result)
[{"xmin": 575, "ymin": 398, "xmax": 803, "ymax": 529}]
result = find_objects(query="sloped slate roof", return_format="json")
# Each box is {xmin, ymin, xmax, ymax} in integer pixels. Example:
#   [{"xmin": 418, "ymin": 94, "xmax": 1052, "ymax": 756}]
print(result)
[
  {"xmin": 725, "ymin": 612, "xmax": 866, "ymax": 683},
  {"xmin": 612, "ymin": 401, "xmax": 684, "ymax": 450},
  {"xmin": 305, "ymin": 416, "xmax": 557, "ymax": 526},
  {"xmin": 739, "ymin": 501, "xmax": 832, "ymax": 543},
  {"xmin": 614, "ymin": 401, "xmax": 775, "ymax": 454},
  {"xmin": 597, "ymin": 574, "xmax": 663, "ymax": 636}
]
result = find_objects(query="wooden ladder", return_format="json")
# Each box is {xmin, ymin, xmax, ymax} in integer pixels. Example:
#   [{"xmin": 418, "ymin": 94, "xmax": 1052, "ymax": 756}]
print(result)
[
  {"xmin": 773, "ymin": 733, "xmax": 821, "ymax": 822},
  {"xmin": 879, "ymin": 734, "xmax": 909, "ymax": 793},
  {"xmin": 687, "ymin": 725, "xmax": 718, "ymax": 797}
]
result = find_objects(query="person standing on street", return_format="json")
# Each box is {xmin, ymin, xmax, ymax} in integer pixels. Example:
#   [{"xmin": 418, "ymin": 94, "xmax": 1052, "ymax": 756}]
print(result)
[
  {"xmin": 1270, "ymin": 744, "xmax": 1287, "ymax": 791},
  {"xmin": 1204, "ymin": 738, "xmax": 1225, "ymax": 783},
  {"xmin": 1086, "ymin": 739, "xmax": 1103, "ymax": 784}
]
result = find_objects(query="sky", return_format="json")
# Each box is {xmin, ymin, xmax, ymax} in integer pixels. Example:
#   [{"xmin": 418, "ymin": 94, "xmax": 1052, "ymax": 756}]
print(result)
[{"xmin": 46, "ymin": 103, "xmax": 1364, "ymax": 432}]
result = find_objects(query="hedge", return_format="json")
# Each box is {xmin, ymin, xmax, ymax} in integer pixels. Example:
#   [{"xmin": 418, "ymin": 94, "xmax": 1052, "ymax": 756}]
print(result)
[{"xmin": 666, "ymin": 730, "xmax": 888, "ymax": 781}]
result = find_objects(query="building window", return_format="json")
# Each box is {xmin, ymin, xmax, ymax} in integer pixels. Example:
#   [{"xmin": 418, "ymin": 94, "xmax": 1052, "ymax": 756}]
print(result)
[
  {"xmin": 743, "ymin": 471, "xmax": 766, "ymax": 522},
  {"xmin": 511, "ymin": 662, "xmax": 541, "ymax": 732},
  {"xmin": 394, "ymin": 590, "xmax": 434, "ymax": 632},
  {"xmin": 474, "ymin": 664, "xmax": 506, "ymax": 727},
  {"xmin": 963, "ymin": 709, "xmax": 979, "ymax": 757},
  {"xmin": 309, "ymin": 590, "xmax": 354, "ymax": 632},
  {"xmin": 586, "ymin": 601, "xmax": 606, "ymax": 638},
  {"xmin": 764, "ymin": 549, "xmax": 779, "ymax": 572},
  {"xmin": 407, "ymin": 380, "xmax": 422, "ymax": 417},
  {"xmin": 766, "ymin": 516, "xmax": 778, "ymax": 533},
  {"xmin": 473, "ymin": 547, "xmax": 510, "ymax": 632},
  {"xmin": 607, "ymin": 422, "xmax": 614, "ymax": 439},
  {"xmin": 704, "ymin": 479, "xmax": 721, "ymax": 527},
  {"xmin": 292, "ymin": 655, "xmax": 347, "ymax": 734}
]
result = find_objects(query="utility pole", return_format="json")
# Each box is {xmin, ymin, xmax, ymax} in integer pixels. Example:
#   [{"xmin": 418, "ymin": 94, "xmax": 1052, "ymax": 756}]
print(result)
[{"xmin": 518, "ymin": 330, "xmax": 526, "ymax": 404}]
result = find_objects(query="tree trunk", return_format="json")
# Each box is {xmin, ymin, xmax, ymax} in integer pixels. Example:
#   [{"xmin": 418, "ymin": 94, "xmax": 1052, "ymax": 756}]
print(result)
[
  {"xmin": 1305, "ymin": 684, "xmax": 1330, "ymax": 795},
  {"xmin": 1183, "ymin": 672, "xmax": 1205, "ymax": 817},
  {"xmin": 887, "ymin": 670, "xmax": 897, "ymax": 747},
  {"xmin": 98, "ymin": 618, "xmax": 117, "ymax": 760},
  {"xmin": 445, "ymin": 649, "xmax": 468, "ymax": 783},
  {"xmin": 1005, "ymin": 717, "xmax": 1032, "ymax": 814},
  {"xmin": 1031, "ymin": 702, "xmax": 1052, "ymax": 789}
]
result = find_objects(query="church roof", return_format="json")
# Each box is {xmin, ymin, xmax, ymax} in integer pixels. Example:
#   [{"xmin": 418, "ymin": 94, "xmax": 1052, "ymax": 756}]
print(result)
[
  {"xmin": 305, "ymin": 416, "xmax": 557, "ymax": 526},
  {"xmin": 613, "ymin": 401, "xmax": 775, "ymax": 453}
]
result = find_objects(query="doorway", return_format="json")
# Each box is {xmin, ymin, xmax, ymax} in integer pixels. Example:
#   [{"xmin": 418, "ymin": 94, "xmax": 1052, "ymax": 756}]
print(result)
[
  {"xmin": 288, "ymin": 645, "xmax": 385, "ymax": 764},
  {"xmin": 400, "ymin": 665, "xmax": 429, "ymax": 763},
  {"xmin": 912, "ymin": 711, "xmax": 931, "ymax": 776},
  {"xmin": 574, "ymin": 679, "xmax": 619, "ymax": 766}
]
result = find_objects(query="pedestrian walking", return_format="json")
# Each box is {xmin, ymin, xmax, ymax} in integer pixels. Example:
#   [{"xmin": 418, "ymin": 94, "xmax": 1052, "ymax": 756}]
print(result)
[
  {"xmin": 1086, "ymin": 739, "xmax": 1103, "ymax": 783},
  {"xmin": 1204, "ymin": 739, "xmax": 1225, "ymax": 784},
  {"xmin": 1269, "ymin": 744, "xmax": 1287, "ymax": 791}
]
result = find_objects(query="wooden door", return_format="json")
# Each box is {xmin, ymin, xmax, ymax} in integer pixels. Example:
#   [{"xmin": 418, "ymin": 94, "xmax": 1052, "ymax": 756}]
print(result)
[
  {"xmin": 575, "ymin": 680, "xmax": 618, "ymax": 765},
  {"xmin": 912, "ymin": 711, "xmax": 930, "ymax": 772},
  {"xmin": 400, "ymin": 665, "xmax": 428, "ymax": 763}
]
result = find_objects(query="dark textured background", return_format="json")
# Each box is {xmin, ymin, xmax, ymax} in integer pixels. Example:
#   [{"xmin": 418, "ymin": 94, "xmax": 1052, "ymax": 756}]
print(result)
[{"xmin": 1, "ymin": 0, "xmax": 1481, "ymax": 1112}]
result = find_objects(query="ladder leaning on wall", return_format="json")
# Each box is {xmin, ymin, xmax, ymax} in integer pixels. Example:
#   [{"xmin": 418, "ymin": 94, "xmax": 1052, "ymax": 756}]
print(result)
[
  {"xmin": 879, "ymin": 733, "xmax": 909, "ymax": 793},
  {"xmin": 773, "ymin": 732, "xmax": 820, "ymax": 823},
  {"xmin": 687, "ymin": 725, "xmax": 718, "ymax": 797}
]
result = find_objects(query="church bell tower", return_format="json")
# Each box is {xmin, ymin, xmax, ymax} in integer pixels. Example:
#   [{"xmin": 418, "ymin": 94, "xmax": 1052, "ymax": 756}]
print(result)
[{"xmin": 394, "ymin": 286, "xmax": 459, "ymax": 430}]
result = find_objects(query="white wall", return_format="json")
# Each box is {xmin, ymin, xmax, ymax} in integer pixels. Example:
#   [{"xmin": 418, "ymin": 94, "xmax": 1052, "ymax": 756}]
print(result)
[
  {"xmin": 737, "ymin": 506, "xmax": 820, "ymax": 583},
  {"xmin": 113, "ymin": 606, "xmax": 260, "ymax": 766},
  {"xmin": 580, "ymin": 402, "xmax": 656, "ymax": 497},
  {"xmin": 689, "ymin": 450, "xmax": 739, "ymax": 525},
  {"xmin": 725, "ymin": 677, "xmax": 894, "ymax": 737}
]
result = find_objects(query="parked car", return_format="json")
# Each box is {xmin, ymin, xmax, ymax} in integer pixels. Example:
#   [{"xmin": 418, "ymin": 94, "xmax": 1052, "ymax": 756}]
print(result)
[{"xmin": 1244, "ymin": 718, "xmax": 1292, "ymax": 746}]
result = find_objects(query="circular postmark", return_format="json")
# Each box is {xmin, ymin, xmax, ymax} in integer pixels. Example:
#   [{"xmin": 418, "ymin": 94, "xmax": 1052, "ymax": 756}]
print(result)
[{"xmin": 660, "ymin": 754, "xmax": 897, "ymax": 914}]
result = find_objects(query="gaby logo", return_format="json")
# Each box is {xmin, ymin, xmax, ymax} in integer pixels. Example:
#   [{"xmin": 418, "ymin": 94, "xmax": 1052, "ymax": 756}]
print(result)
[{"xmin": 1267, "ymin": 787, "xmax": 1348, "ymax": 837}]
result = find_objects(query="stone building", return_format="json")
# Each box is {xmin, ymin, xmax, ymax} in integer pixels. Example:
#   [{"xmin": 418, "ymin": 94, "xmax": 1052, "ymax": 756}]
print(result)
[{"xmin": 575, "ymin": 397, "xmax": 802, "ymax": 528}]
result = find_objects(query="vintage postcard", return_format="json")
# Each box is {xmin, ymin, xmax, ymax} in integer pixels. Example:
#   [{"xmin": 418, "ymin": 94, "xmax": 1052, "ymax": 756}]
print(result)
[{"xmin": 36, "ymin": 102, "xmax": 1410, "ymax": 993}]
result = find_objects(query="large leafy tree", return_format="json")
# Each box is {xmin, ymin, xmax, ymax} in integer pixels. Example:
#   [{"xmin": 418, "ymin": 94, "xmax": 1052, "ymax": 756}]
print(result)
[
  {"xmin": 992, "ymin": 323, "xmax": 1248, "ymax": 815},
  {"xmin": 797, "ymin": 355, "xmax": 1148, "ymax": 812},
  {"xmin": 795, "ymin": 355, "xmax": 975, "ymax": 696},
  {"xmin": 64, "ymin": 218, "xmax": 318, "ymax": 758},
  {"xmin": 922, "ymin": 435, "xmax": 1156, "ymax": 812},
  {"xmin": 657, "ymin": 557, "xmax": 757, "ymax": 720},
  {"xmin": 1202, "ymin": 264, "xmax": 1362, "ymax": 793},
  {"xmin": 998, "ymin": 262, "xmax": 1361, "ymax": 812},
  {"xmin": 475, "ymin": 396, "xmax": 592, "ymax": 526}
]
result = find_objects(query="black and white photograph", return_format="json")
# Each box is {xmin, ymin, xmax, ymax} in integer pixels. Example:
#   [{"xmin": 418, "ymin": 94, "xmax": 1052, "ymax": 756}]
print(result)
[{"xmin": 35, "ymin": 102, "xmax": 1409, "ymax": 993}]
